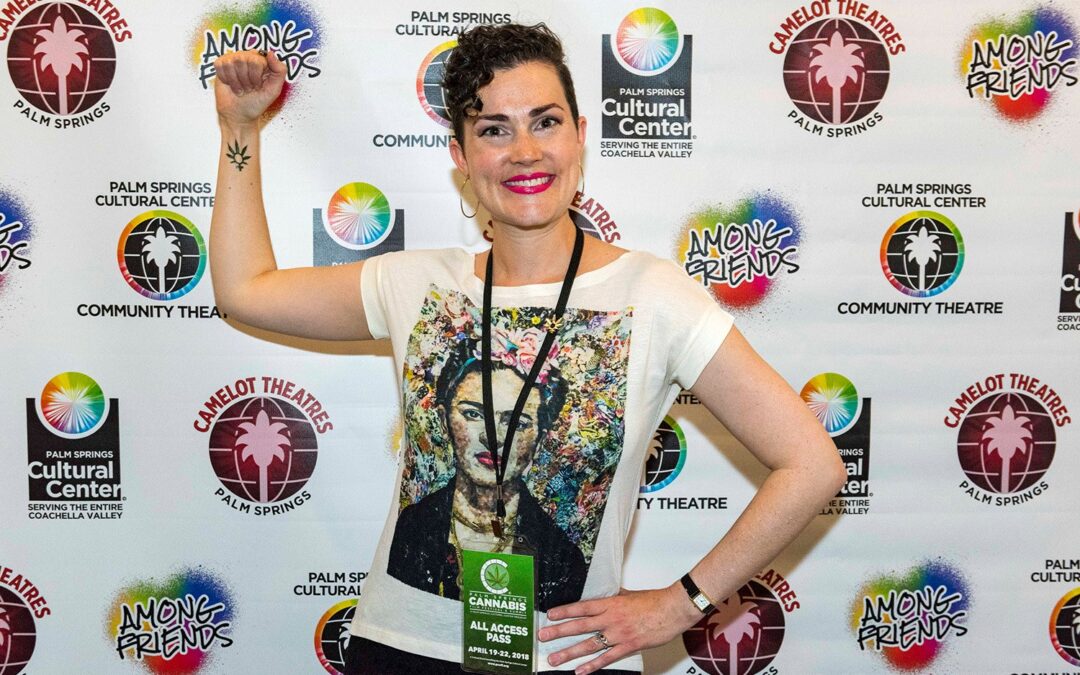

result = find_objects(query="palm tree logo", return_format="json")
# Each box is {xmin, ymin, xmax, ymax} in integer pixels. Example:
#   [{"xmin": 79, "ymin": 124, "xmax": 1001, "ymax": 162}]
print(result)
[
  {"xmin": 141, "ymin": 226, "xmax": 181, "ymax": 294},
  {"xmin": 34, "ymin": 15, "xmax": 89, "ymax": 116},
  {"xmin": 708, "ymin": 596, "xmax": 761, "ymax": 675},
  {"xmin": 337, "ymin": 622, "xmax": 351, "ymax": 656},
  {"xmin": 1072, "ymin": 608, "xmax": 1080, "ymax": 638},
  {"xmin": 809, "ymin": 31, "xmax": 864, "ymax": 125},
  {"xmin": 981, "ymin": 403, "xmax": 1033, "ymax": 494},
  {"xmin": 647, "ymin": 430, "xmax": 664, "ymax": 467},
  {"xmin": 235, "ymin": 409, "xmax": 292, "ymax": 503},
  {"xmin": 904, "ymin": 226, "xmax": 941, "ymax": 293}
]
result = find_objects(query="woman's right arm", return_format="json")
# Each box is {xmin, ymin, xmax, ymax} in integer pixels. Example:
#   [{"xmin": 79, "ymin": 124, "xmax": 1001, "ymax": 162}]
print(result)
[{"xmin": 210, "ymin": 50, "xmax": 373, "ymax": 341}]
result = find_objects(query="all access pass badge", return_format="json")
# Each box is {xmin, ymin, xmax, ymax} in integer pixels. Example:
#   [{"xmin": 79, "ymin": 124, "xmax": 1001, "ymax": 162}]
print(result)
[{"xmin": 461, "ymin": 546, "xmax": 535, "ymax": 674}]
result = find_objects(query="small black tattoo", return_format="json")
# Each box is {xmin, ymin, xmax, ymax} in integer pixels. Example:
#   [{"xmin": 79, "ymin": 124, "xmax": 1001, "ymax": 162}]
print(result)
[{"xmin": 226, "ymin": 139, "xmax": 251, "ymax": 171}]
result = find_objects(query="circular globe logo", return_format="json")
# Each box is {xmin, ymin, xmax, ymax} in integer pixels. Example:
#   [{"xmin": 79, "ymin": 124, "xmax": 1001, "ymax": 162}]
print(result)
[
  {"xmin": 613, "ymin": 8, "xmax": 682, "ymax": 76},
  {"xmin": 801, "ymin": 373, "xmax": 860, "ymax": 437},
  {"xmin": 314, "ymin": 599, "xmax": 358, "ymax": 675},
  {"xmin": 1050, "ymin": 588, "xmax": 1080, "ymax": 666},
  {"xmin": 782, "ymin": 18, "xmax": 890, "ymax": 125},
  {"xmin": 416, "ymin": 41, "xmax": 455, "ymax": 128},
  {"xmin": 682, "ymin": 579, "xmax": 786, "ymax": 675},
  {"xmin": 117, "ymin": 211, "xmax": 206, "ymax": 301},
  {"xmin": 957, "ymin": 391, "xmax": 1056, "ymax": 495},
  {"xmin": 208, "ymin": 396, "xmax": 318, "ymax": 504},
  {"xmin": 0, "ymin": 586, "xmax": 36, "ymax": 675},
  {"xmin": 325, "ymin": 183, "xmax": 393, "ymax": 250},
  {"xmin": 37, "ymin": 371, "xmax": 107, "ymax": 439},
  {"xmin": 880, "ymin": 211, "xmax": 964, "ymax": 298},
  {"xmin": 641, "ymin": 416, "xmax": 685, "ymax": 493},
  {"xmin": 6, "ymin": 2, "xmax": 117, "ymax": 116}
]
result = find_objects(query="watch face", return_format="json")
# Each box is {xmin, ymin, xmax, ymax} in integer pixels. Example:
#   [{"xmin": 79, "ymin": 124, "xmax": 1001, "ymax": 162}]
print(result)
[{"xmin": 693, "ymin": 595, "xmax": 710, "ymax": 611}]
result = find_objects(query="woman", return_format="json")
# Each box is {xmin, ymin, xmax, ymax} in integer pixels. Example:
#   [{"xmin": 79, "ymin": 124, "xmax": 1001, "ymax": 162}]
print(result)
[{"xmin": 210, "ymin": 22, "xmax": 844, "ymax": 675}]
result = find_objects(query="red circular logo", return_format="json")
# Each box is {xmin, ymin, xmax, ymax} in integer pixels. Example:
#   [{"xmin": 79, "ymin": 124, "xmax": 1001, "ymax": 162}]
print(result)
[
  {"xmin": 208, "ymin": 396, "xmax": 318, "ymax": 503},
  {"xmin": 0, "ymin": 586, "xmax": 36, "ymax": 675},
  {"xmin": 957, "ymin": 391, "xmax": 1056, "ymax": 494},
  {"xmin": 682, "ymin": 579, "xmax": 785, "ymax": 675},
  {"xmin": 6, "ymin": 2, "xmax": 116, "ymax": 116},
  {"xmin": 782, "ymin": 18, "xmax": 890, "ymax": 125}
]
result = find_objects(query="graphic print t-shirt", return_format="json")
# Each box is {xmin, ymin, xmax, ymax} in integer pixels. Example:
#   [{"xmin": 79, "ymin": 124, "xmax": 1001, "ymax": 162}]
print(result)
[{"xmin": 350, "ymin": 247, "xmax": 733, "ymax": 671}]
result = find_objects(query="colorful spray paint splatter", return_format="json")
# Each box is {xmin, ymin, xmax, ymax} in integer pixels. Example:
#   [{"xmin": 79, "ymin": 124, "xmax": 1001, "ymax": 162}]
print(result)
[
  {"xmin": 0, "ymin": 188, "xmax": 32, "ymax": 295},
  {"xmin": 851, "ymin": 560, "xmax": 970, "ymax": 671},
  {"xmin": 106, "ymin": 568, "xmax": 235, "ymax": 674},
  {"xmin": 190, "ymin": 0, "xmax": 323, "ymax": 116},
  {"xmin": 960, "ymin": 6, "xmax": 1078, "ymax": 122},
  {"xmin": 676, "ymin": 193, "xmax": 801, "ymax": 310}
]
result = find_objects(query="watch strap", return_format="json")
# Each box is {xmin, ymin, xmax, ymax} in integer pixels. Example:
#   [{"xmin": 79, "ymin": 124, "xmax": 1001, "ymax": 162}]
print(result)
[{"xmin": 680, "ymin": 573, "xmax": 715, "ymax": 614}]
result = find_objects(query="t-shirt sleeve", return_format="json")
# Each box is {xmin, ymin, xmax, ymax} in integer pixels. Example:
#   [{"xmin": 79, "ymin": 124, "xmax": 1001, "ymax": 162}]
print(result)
[
  {"xmin": 360, "ymin": 253, "xmax": 391, "ymax": 340},
  {"xmin": 659, "ymin": 260, "xmax": 735, "ymax": 389}
]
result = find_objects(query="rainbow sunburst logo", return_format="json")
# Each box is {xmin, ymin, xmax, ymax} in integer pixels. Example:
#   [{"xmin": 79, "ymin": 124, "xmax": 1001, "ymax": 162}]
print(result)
[
  {"xmin": 613, "ymin": 8, "xmax": 683, "ymax": 76},
  {"xmin": 676, "ymin": 193, "xmax": 801, "ymax": 310},
  {"xmin": 801, "ymin": 373, "xmax": 860, "ymax": 437},
  {"xmin": 324, "ymin": 183, "xmax": 393, "ymax": 250},
  {"xmin": 37, "ymin": 372, "xmax": 108, "ymax": 439},
  {"xmin": 960, "ymin": 6, "xmax": 1078, "ymax": 123},
  {"xmin": 416, "ymin": 40, "xmax": 455, "ymax": 128}
]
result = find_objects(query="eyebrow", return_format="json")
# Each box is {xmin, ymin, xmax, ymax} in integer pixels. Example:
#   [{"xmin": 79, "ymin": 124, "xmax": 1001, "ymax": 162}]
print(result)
[{"xmin": 475, "ymin": 103, "xmax": 564, "ymax": 123}]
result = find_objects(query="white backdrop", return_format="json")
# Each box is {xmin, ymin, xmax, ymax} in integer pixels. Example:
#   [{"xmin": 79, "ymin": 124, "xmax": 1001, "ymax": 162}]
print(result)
[{"xmin": 2, "ymin": 1, "xmax": 1079, "ymax": 673}]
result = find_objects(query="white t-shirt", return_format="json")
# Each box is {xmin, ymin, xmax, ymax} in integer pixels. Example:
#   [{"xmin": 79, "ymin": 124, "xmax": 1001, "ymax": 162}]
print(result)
[{"xmin": 350, "ymin": 246, "xmax": 734, "ymax": 671}]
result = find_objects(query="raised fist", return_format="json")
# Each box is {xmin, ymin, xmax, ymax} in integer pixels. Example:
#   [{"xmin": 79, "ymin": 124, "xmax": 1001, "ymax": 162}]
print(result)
[{"xmin": 213, "ymin": 50, "xmax": 287, "ymax": 127}]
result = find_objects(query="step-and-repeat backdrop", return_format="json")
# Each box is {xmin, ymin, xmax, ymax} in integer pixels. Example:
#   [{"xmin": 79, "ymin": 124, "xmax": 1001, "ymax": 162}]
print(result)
[{"xmin": 2, "ymin": 1, "xmax": 1079, "ymax": 673}]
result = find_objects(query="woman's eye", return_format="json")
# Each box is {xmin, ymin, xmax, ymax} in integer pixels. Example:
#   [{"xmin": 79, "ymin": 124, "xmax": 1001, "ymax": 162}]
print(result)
[
  {"xmin": 479, "ymin": 126, "xmax": 504, "ymax": 137},
  {"xmin": 537, "ymin": 116, "xmax": 560, "ymax": 130},
  {"xmin": 462, "ymin": 408, "xmax": 483, "ymax": 420}
]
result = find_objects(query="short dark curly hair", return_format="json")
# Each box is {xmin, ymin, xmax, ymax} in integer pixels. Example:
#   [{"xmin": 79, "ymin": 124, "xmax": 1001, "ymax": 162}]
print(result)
[{"xmin": 442, "ymin": 22, "xmax": 580, "ymax": 146}]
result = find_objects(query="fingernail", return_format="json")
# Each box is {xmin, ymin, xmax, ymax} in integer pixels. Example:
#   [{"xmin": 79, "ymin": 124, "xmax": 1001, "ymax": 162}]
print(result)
[{"xmin": 258, "ymin": 49, "xmax": 267, "ymax": 57}]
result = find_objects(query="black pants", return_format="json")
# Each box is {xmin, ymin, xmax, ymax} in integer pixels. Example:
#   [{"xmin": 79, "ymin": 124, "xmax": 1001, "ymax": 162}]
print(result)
[{"xmin": 342, "ymin": 636, "xmax": 641, "ymax": 674}]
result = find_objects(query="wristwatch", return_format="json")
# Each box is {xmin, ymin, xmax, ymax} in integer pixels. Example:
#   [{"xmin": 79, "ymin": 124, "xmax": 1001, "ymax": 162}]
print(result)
[{"xmin": 680, "ymin": 573, "xmax": 716, "ymax": 614}]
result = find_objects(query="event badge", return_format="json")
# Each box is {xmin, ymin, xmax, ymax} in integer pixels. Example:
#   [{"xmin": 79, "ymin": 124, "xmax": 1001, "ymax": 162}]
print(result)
[{"xmin": 461, "ymin": 540, "xmax": 536, "ymax": 674}]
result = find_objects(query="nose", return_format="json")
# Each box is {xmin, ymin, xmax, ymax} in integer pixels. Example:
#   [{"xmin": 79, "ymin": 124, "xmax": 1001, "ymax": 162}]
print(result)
[{"xmin": 509, "ymin": 130, "xmax": 542, "ymax": 165}]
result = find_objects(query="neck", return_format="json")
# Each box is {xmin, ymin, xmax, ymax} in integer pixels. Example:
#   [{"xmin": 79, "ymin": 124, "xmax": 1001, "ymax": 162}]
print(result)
[{"xmin": 484, "ymin": 215, "xmax": 578, "ymax": 286}]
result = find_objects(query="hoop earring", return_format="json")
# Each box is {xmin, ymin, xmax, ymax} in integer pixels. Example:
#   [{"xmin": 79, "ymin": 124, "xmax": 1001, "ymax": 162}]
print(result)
[
  {"xmin": 459, "ymin": 176, "xmax": 477, "ymax": 219},
  {"xmin": 578, "ymin": 162, "xmax": 586, "ymax": 195}
]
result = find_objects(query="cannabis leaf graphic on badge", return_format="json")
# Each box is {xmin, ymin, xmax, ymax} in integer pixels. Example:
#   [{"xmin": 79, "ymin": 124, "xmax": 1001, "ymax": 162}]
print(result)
[
  {"xmin": 227, "ymin": 140, "xmax": 251, "ymax": 171},
  {"xmin": 485, "ymin": 564, "xmax": 509, "ymax": 592}
]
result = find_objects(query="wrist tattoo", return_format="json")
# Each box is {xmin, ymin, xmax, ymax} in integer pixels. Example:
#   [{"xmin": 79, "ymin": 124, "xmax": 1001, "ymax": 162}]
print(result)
[{"xmin": 226, "ymin": 139, "xmax": 252, "ymax": 172}]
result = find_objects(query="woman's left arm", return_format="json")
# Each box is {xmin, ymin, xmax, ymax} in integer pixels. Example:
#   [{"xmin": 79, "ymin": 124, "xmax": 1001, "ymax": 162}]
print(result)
[{"xmin": 539, "ymin": 326, "xmax": 847, "ymax": 673}]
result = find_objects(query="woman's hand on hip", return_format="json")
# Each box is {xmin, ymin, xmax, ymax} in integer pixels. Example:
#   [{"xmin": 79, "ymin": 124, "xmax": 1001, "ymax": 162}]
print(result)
[{"xmin": 539, "ymin": 584, "xmax": 701, "ymax": 674}]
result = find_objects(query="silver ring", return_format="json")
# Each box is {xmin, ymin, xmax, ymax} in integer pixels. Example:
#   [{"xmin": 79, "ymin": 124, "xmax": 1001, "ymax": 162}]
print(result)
[{"xmin": 592, "ymin": 631, "xmax": 611, "ymax": 649}]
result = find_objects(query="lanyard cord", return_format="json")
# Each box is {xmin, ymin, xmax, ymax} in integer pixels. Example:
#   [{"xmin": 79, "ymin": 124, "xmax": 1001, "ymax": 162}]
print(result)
[{"xmin": 481, "ymin": 226, "xmax": 585, "ymax": 529}]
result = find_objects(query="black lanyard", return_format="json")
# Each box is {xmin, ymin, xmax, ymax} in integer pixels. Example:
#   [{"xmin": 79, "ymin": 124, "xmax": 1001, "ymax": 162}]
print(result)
[{"xmin": 481, "ymin": 225, "xmax": 584, "ymax": 535}]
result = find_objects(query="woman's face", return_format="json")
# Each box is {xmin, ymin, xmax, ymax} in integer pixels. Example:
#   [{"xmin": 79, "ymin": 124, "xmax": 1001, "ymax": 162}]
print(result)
[
  {"xmin": 449, "ymin": 60, "xmax": 586, "ymax": 232},
  {"xmin": 445, "ymin": 369, "xmax": 542, "ymax": 489}
]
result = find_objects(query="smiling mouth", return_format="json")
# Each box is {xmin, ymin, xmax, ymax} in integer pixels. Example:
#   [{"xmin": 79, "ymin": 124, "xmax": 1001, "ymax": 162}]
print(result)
[{"xmin": 502, "ymin": 174, "xmax": 555, "ymax": 194}]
